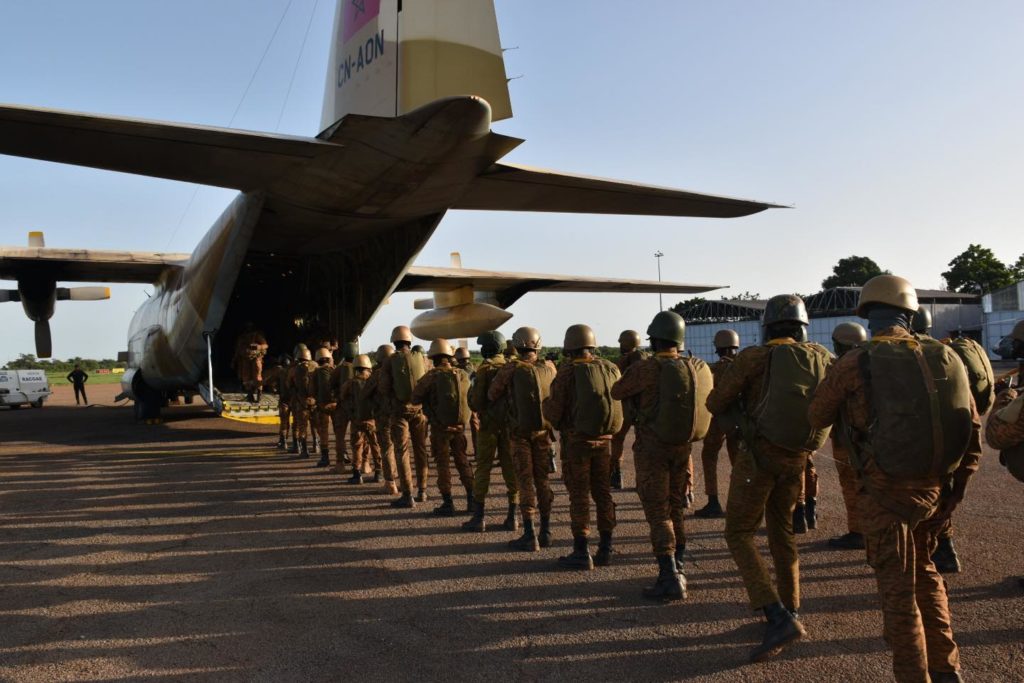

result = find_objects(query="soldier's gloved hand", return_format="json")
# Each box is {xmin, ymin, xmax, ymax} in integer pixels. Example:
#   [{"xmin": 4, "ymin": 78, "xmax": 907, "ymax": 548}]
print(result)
[{"xmin": 934, "ymin": 485, "xmax": 966, "ymax": 522}]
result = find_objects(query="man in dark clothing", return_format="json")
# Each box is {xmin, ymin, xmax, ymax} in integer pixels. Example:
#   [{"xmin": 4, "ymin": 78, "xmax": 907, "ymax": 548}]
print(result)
[{"xmin": 67, "ymin": 365, "xmax": 89, "ymax": 405}]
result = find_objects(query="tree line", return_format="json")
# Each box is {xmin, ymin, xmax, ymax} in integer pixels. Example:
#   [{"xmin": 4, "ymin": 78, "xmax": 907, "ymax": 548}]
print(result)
[{"xmin": 4, "ymin": 354, "xmax": 125, "ymax": 372}]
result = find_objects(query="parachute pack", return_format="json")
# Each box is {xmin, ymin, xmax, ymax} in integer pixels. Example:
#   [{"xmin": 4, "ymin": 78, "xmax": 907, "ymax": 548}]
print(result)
[
  {"xmin": 391, "ymin": 350, "xmax": 426, "ymax": 403},
  {"xmin": 636, "ymin": 356, "xmax": 713, "ymax": 445},
  {"xmin": 944, "ymin": 336, "xmax": 995, "ymax": 415},
  {"xmin": 509, "ymin": 359, "xmax": 556, "ymax": 432},
  {"xmin": 752, "ymin": 342, "xmax": 832, "ymax": 453},
  {"xmin": 429, "ymin": 368, "xmax": 471, "ymax": 427},
  {"xmin": 854, "ymin": 337, "xmax": 973, "ymax": 478},
  {"xmin": 570, "ymin": 359, "xmax": 623, "ymax": 438}
]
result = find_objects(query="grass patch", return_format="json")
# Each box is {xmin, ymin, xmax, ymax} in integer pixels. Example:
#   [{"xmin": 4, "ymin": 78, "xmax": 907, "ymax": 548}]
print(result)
[{"xmin": 46, "ymin": 372, "xmax": 125, "ymax": 386}]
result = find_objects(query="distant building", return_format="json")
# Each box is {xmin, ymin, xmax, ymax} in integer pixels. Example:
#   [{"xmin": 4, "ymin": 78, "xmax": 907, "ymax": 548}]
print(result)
[
  {"xmin": 982, "ymin": 280, "xmax": 1024, "ymax": 358},
  {"xmin": 681, "ymin": 287, "xmax": 983, "ymax": 362}
]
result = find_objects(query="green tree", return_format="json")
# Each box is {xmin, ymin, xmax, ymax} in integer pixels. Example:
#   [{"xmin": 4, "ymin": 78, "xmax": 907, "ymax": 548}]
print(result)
[
  {"xmin": 722, "ymin": 291, "xmax": 761, "ymax": 301},
  {"xmin": 942, "ymin": 244, "xmax": 1015, "ymax": 294},
  {"xmin": 1010, "ymin": 253, "xmax": 1024, "ymax": 282},
  {"xmin": 670, "ymin": 296, "xmax": 708, "ymax": 318},
  {"xmin": 821, "ymin": 256, "xmax": 886, "ymax": 289}
]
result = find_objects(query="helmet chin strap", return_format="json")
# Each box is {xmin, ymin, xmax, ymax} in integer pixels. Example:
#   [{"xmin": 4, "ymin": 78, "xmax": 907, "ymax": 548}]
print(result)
[{"xmin": 867, "ymin": 306, "xmax": 913, "ymax": 335}]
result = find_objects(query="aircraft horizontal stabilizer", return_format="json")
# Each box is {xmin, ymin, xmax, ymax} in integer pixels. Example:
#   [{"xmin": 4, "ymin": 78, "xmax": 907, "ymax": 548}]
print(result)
[
  {"xmin": 0, "ymin": 104, "xmax": 335, "ymax": 190},
  {"xmin": 399, "ymin": 265, "xmax": 722, "ymax": 308},
  {"xmin": 453, "ymin": 162, "xmax": 785, "ymax": 218},
  {"xmin": 0, "ymin": 247, "xmax": 189, "ymax": 283}
]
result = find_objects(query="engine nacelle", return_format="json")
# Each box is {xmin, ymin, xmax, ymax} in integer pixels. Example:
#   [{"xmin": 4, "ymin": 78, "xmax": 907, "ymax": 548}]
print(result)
[{"xmin": 410, "ymin": 301, "xmax": 512, "ymax": 340}]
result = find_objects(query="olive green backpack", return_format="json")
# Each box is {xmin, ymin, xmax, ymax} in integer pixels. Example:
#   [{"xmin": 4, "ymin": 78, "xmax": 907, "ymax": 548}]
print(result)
[
  {"xmin": 391, "ymin": 350, "xmax": 426, "ymax": 403},
  {"xmin": 352, "ymin": 377, "xmax": 374, "ymax": 422},
  {"xmin": 314, "ymin": 366, "xmax": 334, "ymax": 405},
  {"xmin": 852, "ymin": 337, "xmax": 973, "ymax": 478},
  {"xmin": 636, "ymin": 356, "xmax": 713, "ymax": 445},
  {"xmin": 509, "ymin": 359, "xmax": 556, "ymax": 432},
  {"xmin": 752, "ymin": 342, "xmax": 833, "ymax": 452},
  {"xmin": 571, "ymin": 359, "xmax": 624, "ymax": 438},
  {"xmin": 945, "ymin": 336, "xmax": 995, "ymax": 415},
  {"xmin": 430, "ymin": 368, "xmax": 471, "ymax": 427}
]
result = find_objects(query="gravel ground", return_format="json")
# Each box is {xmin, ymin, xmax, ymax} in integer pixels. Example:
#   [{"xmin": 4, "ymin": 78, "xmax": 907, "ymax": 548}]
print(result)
[{"xmin": 0, "ymin": 384, "xmax": 1021, "ymax": 682}]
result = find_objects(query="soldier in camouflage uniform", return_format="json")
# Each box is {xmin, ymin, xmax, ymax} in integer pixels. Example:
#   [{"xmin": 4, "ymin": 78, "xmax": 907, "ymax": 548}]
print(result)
[
  {"xmin": 609, "ymin": 330, "xmax": 647, "ymax": 490},
  {"xmin": 809, "ymin": 276, "xmax": 980, "ymax": 683},
  {"xmin": 544, "ymin": 324, "xmax": 621, "ymax": 570},
  {"xmin": 366, "ymin": 345, "xmax": 398, "ymax": 494},
  {"xmin": 340, "ymin": 355, "xmax": 380, "ymax": 485},
  {"xmin": 379, "ymin": 326, "xmax": 430, "ymax": 508},
  {"xmin": 266, "ymin": 354, "xmax": 293, "ymax": 450},
  {"xmin": 454, "ymin": 347, "xmax": 477, "ymax": 455},
  {"xmin": 612, "ymin": 311, "xmax": 709, "ymax": 601},
  {"xmin": 707, "ymin": 295, "xmax": 831, "ymax": 662},
  {"xmin": 825, "ymin": 322, "xmax": 868, "ymax": 550},
  {"xmin": 694, "ymin": 329, "xmax": 740, "ymax": 519},
  {"xmin": 233, "ymin": 323, "xmax": 268, "ymax": 403},
  {"xmin": 413, "ymin": 339, "xmax": 475, "ymax": 516},
  {"xmin": 310, "ymin": 347, "xmax": 336, "ymax": 465},
  {"xmin": 463, "ymin": 331, "xmax": 519, "ymax": 533},
  {"xmin": 330, "ymin": 341, "xmax": 359, "ymax": 471},
  {"xmin": 488, "ymin": 326, "xmax": 557, "ymax": 551},
  {"xmin": 287, "ymin": 344, "xmax": 317, "ymax": 458}
]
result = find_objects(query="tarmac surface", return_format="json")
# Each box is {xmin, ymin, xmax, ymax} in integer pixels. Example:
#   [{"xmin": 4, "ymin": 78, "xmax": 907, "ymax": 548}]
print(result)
[{"xmin": 1, "ymin": 384, "xmax": 1022, "ymax": 682}]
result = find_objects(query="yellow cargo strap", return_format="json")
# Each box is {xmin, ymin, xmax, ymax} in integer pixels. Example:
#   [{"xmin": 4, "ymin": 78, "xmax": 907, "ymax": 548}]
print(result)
[{"xmin": 765, "ymin": 337, "xmax": 797, "ymax": 347}]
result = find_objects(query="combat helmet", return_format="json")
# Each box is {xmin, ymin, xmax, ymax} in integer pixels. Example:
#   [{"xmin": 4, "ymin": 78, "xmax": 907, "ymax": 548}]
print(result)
[
  {"xmin": 353, "ymin": 354, "xmax": 373, "ymax": 371},
  {"xmin": 314, "ymin": 347, "xmax": 333, "ymax": 363},
  {"xmin": 762, "ymin": 295, "xmax": 809, "ymax": 327},
  {"xmin": 856, "ymin": 275, "xmax": 918, "ymax": 317},
  {"xmin": 832, "ymin": 321, "xmax": 867, "ymax": 347},
  {"xmin": 563, "ymin": 324, "xmax": 597, "ymax": 352},
  {"xmin": 341, "ymin": 340, "xmax": 359, "ymax": 360},
  {"xmin": 618, "ymin": 330, "xmax": 642, "ymax": 349},
  {"xmin": 292, "ymin": 343, "xmax": 308, "ymax": 359},
  {"xmin": 427, "ymin": 338, "xmax": 455, "ymax": 359},
  {"xmin": 375, "ymin": 344, "xmax": 394, "ymax": 365},
  {"xmin": 647, "ymin": 311, "xmax": 686, "ymax": 346},
  {"xmin": 391, "ymin": 325, "xmax": 413, "ymax": 344},
  {"xmin": 911, "ymin": 306, "xmax": 933, "ymax": 334},
  {"xmin": 454, "ymin": 347, "xmax": 471, "ymax": 361},
  {"xmin": 714, "ymin": 329, "xmax": 740, "ymax": 349},
  {"xmin": 512, "ymin": 326, "xmax": 542, "ymax": 351},
  {"xmin": 297, "ymin": 347, "xmax": 312, "ymax": 362},
  {"xmin": 476, "ymin": 330, "xmax": 506, "ymax": 354}
]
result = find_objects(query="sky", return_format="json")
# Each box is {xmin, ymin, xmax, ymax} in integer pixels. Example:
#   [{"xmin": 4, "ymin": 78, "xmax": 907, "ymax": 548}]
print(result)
[{"xmin": 1, "ymin": 0, "xmax": 1022, "ymax": 362}]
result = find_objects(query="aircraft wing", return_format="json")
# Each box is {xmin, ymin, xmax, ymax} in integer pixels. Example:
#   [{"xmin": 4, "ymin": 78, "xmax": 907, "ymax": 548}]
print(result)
[
  {"xmin": 399, "ymin": 265, "xmax": 723, "ymax": 308},
  {"xmin": 0, "ymin": 247, "xmax": 189, "ymax": 283},
  {"xmin": 453, "ymin": 162, "xmax": 784, "ymax": 218},
  {"xmin": 0, "ymin": 104, "xmax": 336, "ymax": 190}
]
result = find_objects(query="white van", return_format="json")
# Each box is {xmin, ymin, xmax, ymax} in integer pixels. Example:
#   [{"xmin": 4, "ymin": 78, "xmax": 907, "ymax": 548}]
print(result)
[{"xmin": 0, "ymin": 369, "xmax": 52, "ymax": 408}]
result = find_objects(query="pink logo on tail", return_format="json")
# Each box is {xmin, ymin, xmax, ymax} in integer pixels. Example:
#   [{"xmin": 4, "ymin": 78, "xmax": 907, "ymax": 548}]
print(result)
[{"xmin": 344, "ymin": 0, "xmax": 381, "ymax": 42}]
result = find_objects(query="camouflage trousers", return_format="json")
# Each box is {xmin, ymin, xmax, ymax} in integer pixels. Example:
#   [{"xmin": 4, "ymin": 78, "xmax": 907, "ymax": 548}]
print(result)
[
  {"xmin": 313, "ymin": 409, "xmax": 331, "ymax": 450},
  {"xmin": 798, "ymin": 454, "xmax": 818, "ymax": 503},
  {"xmin": 331, "ymin": 412, "xmax": 350, "ymax": 470},
  {"xmin": 473, "ymin": 422, "xmax": 518, "ymax": 504},
  {"xmin": 561, "ymin": 437, "xmax": 615, "ymax": 538},
  {"xmin": 633, "ymin": 430, "xmax": 689, "ymax": 556},
  {"xmin": 431, "ymin": 426, "xmax": 474, "ymax": 497},
  {"xmin": 278, "ymin": 401, "xmax": 292, "ymax": 439},
  {"xmin": 291, "ymin": 401, "xmax": 310, "ymax": 440},
  {"xmin": 699, "ymin": 416, "xmax": 739, "ymax": 497},
  {"xmin": 833, "ymin": 442, "xmax": 862, "ymax": 533},
  {"xmin": 862, "ymin": 501, "xmax": 959, "ymax": 682},
  {"xmin": 512, "ymin": 430, "xmax": 553, "ymax": 519},
  {"xmin": 375, "ymin": 413, "xmax": 398, "ymax": 485},
  {"xmin": 391, "ymin": 410, "xmax": 429, "ymax": 496},
  {"xmin": 724, "ymin": 444, "xmax": 805, "ymax": 611},
  {"xmin": 610, "ymin": 420, "xmax": 633, "ymax": 470},
  {"xmin": 350, "ymin": 420, "xmax": 382, "ymax": 475}
]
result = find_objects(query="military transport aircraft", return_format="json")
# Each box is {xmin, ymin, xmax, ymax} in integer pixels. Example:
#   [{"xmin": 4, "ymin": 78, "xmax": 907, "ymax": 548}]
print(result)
[{"xmin": 0, "ymin": 0, "xmax": 780, "ymax": 419}]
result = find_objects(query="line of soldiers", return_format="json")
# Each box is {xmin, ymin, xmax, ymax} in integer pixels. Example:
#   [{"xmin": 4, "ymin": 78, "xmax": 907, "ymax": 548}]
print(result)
[{"xmin": 258, "ymin": 274, "xmax": 1020, "ymax": 682}]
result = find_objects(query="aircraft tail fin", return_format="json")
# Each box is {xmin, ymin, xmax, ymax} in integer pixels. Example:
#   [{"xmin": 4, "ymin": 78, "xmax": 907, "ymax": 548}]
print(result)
[{"xmin": 320, "ymin": 0, "xmax": 512, "ymax": 130}]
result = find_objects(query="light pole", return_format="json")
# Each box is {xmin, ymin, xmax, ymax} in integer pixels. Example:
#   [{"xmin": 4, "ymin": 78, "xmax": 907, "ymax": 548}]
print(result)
[{"xmin": 654, "ymin": 251, "xmax": 664, "ymax": 311}]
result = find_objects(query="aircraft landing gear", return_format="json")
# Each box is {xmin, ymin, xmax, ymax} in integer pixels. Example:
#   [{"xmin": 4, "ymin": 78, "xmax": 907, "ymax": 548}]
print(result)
[{"xmin": 132, "ymin": 372, "xmax": 163, "ymax": 421}]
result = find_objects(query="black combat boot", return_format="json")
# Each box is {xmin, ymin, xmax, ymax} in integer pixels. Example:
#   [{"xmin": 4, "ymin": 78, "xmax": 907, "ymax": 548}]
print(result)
[
  {"xmin": 792, "ymin": 503, "xmax": 808, "ymax": 534},
  {"xmin": 558, "ymin": 535, "xmax": 594, "ymax": 570},
  {"xmin": 928, "ymin": 671, "xmax": 964, "ymax": 683},
  {"xmin": 315, "ymin": 447, "xmax": 330, "ymax": 468},
  {"xmin": 299, "ymin": 439, "xmax": 310, "ymax": 458},
  {"xmin": 749, "ymin": 602, "xmax": 806, "ymax": 662},
  {"xmin": 346, "ymin": 469, "xmax": 363, "ymax": 485},
  {"xmin": 642, "ymin": 554, "xmax": 686, "ymax": 602},
  {"xmin": 827, "ymin": 532, "xmax": 865, "ymax": 550},
  {"xmin": 370, "ymin": 470, "xmax": 381, "ymax": 483},
  {"xmin": 805, "ymin": 497, "xmax": 817, "ymax": 530},
  {"xmin": 288, "ymin": 436, "xmax": 299, "ymax": 454},
  {"xmin": 462, "ymin": 501, "xmax": 486, "ymax": 532},
  {"xmin": 276, "ymin": 434, "xmax": 286, "ymax": 450},
  {"xmin": 538, "ymin": 515, "xmax": 552, "ymax": 548},
  {"xmin": 245, "ymin": 391, "xmax": 255, "ymax": 403},
  {"xmin": 502, "ymin": 501, "xmax": 518, "ymax": 531},
  {"xmin": 610, "ymin": 466, "xmax": 623, "ymax": 490},
  {"xmin": 465, "ymin": 486, "xmax": 475, "ymax": 513},
  {"xmin": 414, "ymin": 489, "xmax": 428, "ymax": 503},
  {"xmin": 674, "ymin": 543, "xmax": 686, "ymax": 574},
  {"xmin": 509, "ymin": 517, "xmax": 539, "ymax": 552},
  {"xmin": 433, "ymin": 494, "xmax": 456, "ymax": 516},
  {"xmin": 694, "ymin": 495, "xmax": 724, "ymax": 519},
  {"xmin": 255, "ymin": 388, "xmax": 262, "ymax": 403},
  {"xmin": 594, "ymin": 530, "xmax": 613, "ymax": 567},
  {"xmin": 390, "ymin": 493, "xmax": 415, "ymax": 509},
  {"xmin": 932, "ymin": 536, "xmax": 962, "ymax": 574}
]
